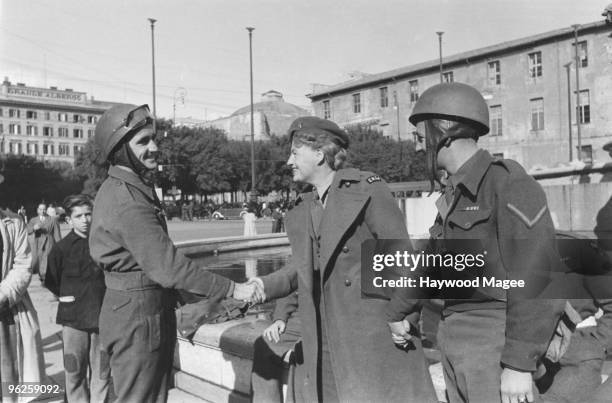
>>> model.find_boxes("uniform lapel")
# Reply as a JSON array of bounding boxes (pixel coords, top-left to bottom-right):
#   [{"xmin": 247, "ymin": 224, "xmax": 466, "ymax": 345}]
[
  {"xmin": 318, "ymin": 177, "xmax": 369, "ymax": 277},
  {"xmin": 286, "ymin": 194, "xmax": 315, "ymax": 293}
]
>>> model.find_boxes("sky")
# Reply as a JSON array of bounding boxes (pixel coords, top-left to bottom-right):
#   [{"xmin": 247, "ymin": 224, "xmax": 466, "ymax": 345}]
[{"xmin": 0, "ymin": 0, "xmax": 607, "ymax": 121}]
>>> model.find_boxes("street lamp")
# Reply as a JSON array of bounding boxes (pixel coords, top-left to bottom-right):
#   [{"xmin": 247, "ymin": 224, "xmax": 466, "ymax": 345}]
[
  {"xmin": 572, "ymin": 24, "xmax": 582, "ymax": 161},
  {"xmin": 148, "ymin": 18, "xmax": 158, "ymax": 134},
  {"xmin": 173, "ymin": 87, "xmax": 187, "ymax": 126},
  {"xmin": 436, "ymin": 31, "xmax": 444, "ymax": 83},
  {"xmin": 563, "ymin": 62, "xmax": 573, "ymax": 161},
  {"xmin": 247, "ymin": 27, "xmax": 256, "ymax": 202},
  {"xmin": 393, "ymin": 90, "xmax": 402, "ymax": 181}
]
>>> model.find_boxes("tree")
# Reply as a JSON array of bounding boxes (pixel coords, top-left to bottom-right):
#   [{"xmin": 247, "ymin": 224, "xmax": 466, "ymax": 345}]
[{"xmin": 346, "ymin": 125, "xmax": 426, "ymax": 182}]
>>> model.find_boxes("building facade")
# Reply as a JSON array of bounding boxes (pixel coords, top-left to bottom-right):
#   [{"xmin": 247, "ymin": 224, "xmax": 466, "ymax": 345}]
[
  {"xmin": 308, "ymin": 20, "xmax": 612, "ymax": 171},
  {"xmin": 0, "ymin": 77, "xmax": 125, "ymax": 164},
  {"xmin": 205, "ymin": 90, "xmax": 310, "ymax": 141}
]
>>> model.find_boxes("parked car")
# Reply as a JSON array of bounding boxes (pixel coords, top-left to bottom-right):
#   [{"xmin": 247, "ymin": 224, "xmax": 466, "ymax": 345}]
[{"xmin": 211, "ymin": 207, "xmax": 247, "ymax": 220}]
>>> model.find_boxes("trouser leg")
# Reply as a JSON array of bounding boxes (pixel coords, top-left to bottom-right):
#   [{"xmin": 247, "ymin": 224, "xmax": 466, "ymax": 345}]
[
  {"xmin": 89, "ymin": 330, "xmax": 111, "ymax": 403},
  {"xmin": 62, "ymin": 326, "xmax": 90, "ymax": 403}
]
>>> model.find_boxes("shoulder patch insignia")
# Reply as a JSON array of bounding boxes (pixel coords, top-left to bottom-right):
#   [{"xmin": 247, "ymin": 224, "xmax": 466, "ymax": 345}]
[
  {"xmin": 366, "ymin": 175, "xmax": 382, "ymax": 184},
  {"xmin": 506, "ymin": 203, "xmax": 548, "ymax": 229}
]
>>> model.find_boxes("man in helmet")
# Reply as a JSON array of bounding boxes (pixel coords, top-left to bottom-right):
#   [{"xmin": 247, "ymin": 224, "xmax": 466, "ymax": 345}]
[
  {"xmin": 89, "ymin": 104, "xmax": 255, "ymax": 402},
  {"xmin": 386, "ymin": 83, "xmax": 564, "ymax": 403}
]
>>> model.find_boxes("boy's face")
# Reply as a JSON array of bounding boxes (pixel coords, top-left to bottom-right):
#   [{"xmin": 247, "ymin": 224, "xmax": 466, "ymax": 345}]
[{"xmin": 68, "ymin": 205, "xmax": 92, "ymax": 237}]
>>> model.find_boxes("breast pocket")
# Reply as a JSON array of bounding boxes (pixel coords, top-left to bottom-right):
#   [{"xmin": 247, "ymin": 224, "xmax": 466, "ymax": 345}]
[{"xmin": 448, "ymin": 209, "xmax": 492, "ymax": 231}]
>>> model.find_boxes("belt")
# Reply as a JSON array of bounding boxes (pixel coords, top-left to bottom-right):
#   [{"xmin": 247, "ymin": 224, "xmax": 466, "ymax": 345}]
[{"xmin": 104, "ymin": 271, "xmax": 162, "ymax": 291}]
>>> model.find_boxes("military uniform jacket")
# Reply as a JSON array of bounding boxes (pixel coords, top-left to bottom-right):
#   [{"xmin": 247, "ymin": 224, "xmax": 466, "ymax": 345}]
[
  {"xmin": 261, "ymin": 168, "xmax": 437, "ymax": 403},
  {"xmin": 389, "ymin": 149, "xmax": 564, "ymax": 372},
  {"xmin": 89, "ymin": 166, "xmax": 231, "ymax": 300}
]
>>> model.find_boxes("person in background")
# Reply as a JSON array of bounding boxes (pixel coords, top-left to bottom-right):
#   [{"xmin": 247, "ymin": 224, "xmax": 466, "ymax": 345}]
[
  {"xmin": 45, "ymin": 194, "xmax": 110, "ymax": 403},
  {"xmin": 27, "ymin": 202, "xmax": 61, "ymax": 282},
  {"xmin": 251, "ymin": 293, "xmax": 302, "ymax": 403},
  {"xmin": 17, "ymin": 205, "xmax": 27, "ymax": 224},
  {"xmin": 0, "ymin": 206, "xmax": 45, "ymax": 402},
  {"xmin": 46, "ymin": 203, "xmax": 57, "ymax": 217},
  {"xmin": 271, "ymin": 206, "xmax": 284, "ymax": 233},
  {"xmin": 243, "ymin": 204, "xmax": 258, "ymax": 237}
]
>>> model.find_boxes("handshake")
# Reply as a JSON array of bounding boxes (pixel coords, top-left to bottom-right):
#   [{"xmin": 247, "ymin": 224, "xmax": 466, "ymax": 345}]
[{"xmin": 233, "ymin": 277, "xmax": 266, "ymax": 304}]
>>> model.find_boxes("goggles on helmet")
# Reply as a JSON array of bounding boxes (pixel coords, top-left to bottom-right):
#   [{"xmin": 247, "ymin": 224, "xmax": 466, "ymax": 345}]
[{"xmin": 111, "ymin": 104, "xmax": 153, "ymax": 137}]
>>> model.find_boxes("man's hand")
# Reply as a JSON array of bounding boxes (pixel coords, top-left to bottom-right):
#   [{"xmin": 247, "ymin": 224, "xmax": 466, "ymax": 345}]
[
  {"xmin": 500, "ymin": 368, "xmax": 534, "ymax": 403},
  {"xmin": 387, "ymin": 318, "xmax": 412, "ymax": 347},
  {"xmin": 33, "ymin": 223, "xmax": 41, "ymax": 231},
  {"xmin": 263, "ymin": 320, "xmax": 286, "ymax": 343},
  {"xmin": 233, "ymin": 277, "xmax": 266, "ymax": 303}
]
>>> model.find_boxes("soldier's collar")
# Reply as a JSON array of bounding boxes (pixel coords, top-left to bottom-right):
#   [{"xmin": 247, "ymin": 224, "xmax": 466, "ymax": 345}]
[
  {"xmin": 450, "ymin": 149, "xmax": 493, "ymax": 197},
  {"xmin": 108, "ymin": 165, "xmax": 156, "ymax": 200}
]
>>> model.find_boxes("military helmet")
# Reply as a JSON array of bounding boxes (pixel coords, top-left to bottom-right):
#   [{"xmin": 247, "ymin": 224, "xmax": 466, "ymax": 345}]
[
  {"xmin": 94, "ymin": 104, "xmax": 153, "ymax": 162},
  {"xmin": 409, "ymin": 82, "xmax": 490, "ymax": 136}
]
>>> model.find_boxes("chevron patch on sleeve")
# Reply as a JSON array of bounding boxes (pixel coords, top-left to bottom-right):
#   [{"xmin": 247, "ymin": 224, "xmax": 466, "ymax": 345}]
[{"xmin": 506, "ymin": 203, "xmax": 548, "ymax": 229}]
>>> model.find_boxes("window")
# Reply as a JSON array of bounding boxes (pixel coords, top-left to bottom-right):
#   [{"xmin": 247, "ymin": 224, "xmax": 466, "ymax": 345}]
[
  {"xmin": 353, "ymin": 93, "xmax": 361, "ymax": 114},
  {"xmin": 44, "ymin": 112, "xmax": 51, "ymax": 120},
  {"xmin": 58, "ymin": 113, "xmax": 68, "ymax": 122},
  {"xmin": 26, "ymin": 142, "xmax": 38, "ymax": 155},
  {"xmin": 380, "ymin": 87, "xmax": 389, "ymax": 108},
  {"xmin": 73, "ymin": 145, "xmax": 83, "ymax": 156},
  {"xmin": 409, "ymin": 80, "xmax": 419, "ymax": 102},
  {"xmin": 0, "ymin": 108, "xmax": 3, "ymax": 117},
  {"xmin": 528, "ymin": 51, "xmax": 542, "ymax": 78},
  {"xmin": 323, "ymin": 100, "xmax": 331, "ymax": 119},
  {"xmin": 26, "ymin": 125, "xmax": 38, "ymax": 136},
  {"xmin": 87, "ymin": 115, "xmax": 98, "ymax": 124},
  {"xmin": 573, "ymin": 41, "xmax": 588, "ymax": 68},
  {"xmin": 58, "ymin": 143, "xmax": 70, "ymax": 156},
  {"xmin": 58, "ymin": 127, "xmax": 68, "ymax": 138},
  {"xmin": 9, "ymin": 124, "xmax": 21, "ymax": 135},
  {"xmin": 73, "ymin": 128, "xmax": 83, "ymax": 138},
  {"xmin": 492, "ymin": 152, "xmax": 504, "ymax": 159},
  {"xmin": 488, "ymin": 61, "xmax": 501, "ymax": 86},
  {"xmin": 9, "ymin": 109, "xmax": 20, "ymax": 118},
  {"xmin": 87, "ymin": 129, "xmax": 94, "ymax": 139},
  {"xmin": 530, "ymin": 98, "xmax": 545, "ymax": 131},
  {"xmin": 443, "ymin": 72, "xmax": 454, "ymax": 83},
  {"xmin": 579, "ymin": 145, "xmax": 593, "ymax": 164},
  {"xmin": 43, "ymin": 127, "xmax": 53, "ymax": 137},
  {"xmin": 73, "ymin": 114, "xmax": 81, "ymax": 123},
  {"xmin": 490, "ymin": 105, "xmax": 502, "ymax": 136},
  {"xmin": 578, "ymin": 90, "xmax": 590, "ymax": 124},
  {"xmin": 26, "ymin": 110, "xmax": 37, "ymax": 119},
  {"xmin": 0, "ymin": 124, "xmax": 3, "ymax": 134},
  {"xmin": 9, "ymin": 142, "xmax": 22, "ymax": 154},
  {"xmin": 43, "ymin": 143, "xmax": 54, "ymax": 156}
]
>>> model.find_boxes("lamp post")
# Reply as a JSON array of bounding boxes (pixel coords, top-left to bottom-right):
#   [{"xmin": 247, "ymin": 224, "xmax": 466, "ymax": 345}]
[
  {"xmin": 173, "ymin": 87, "xmax": 187, "ymax": 126},
  {"xmin": 563, "ymin": 62, "xmax": 573, "ymax": 161},
  {"xmin": 247, "ymin": 27, "xmax": 256, "ymax": 202},
  {"xmin": 393, "ymin": 90, "xmax": 402, "ymax": 181},
  {"xmin": 572, "ymin": 24, "xmax": 582, "ymax": 161},
  {"xmin": 148, "ymin": 18, "xmax": 158, "ymax": 134},
  {"xmin": 436, "ymin": 31, "xmax": 444, "ymax": 83}
]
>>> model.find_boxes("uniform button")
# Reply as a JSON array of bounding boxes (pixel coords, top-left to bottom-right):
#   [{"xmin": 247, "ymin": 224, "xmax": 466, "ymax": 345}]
[
  {"xmin": 344, "ymin": 279, "xmax": 351, "ymax": 286},
  {"xmin": 342, "ymin": 246, "xmax": 349, "ymax": 253}
]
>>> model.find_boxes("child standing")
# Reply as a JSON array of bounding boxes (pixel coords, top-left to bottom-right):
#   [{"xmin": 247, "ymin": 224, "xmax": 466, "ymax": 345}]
[{"xmin": 45, "ymin": 194, "xmax": 110, "ymax": 402}]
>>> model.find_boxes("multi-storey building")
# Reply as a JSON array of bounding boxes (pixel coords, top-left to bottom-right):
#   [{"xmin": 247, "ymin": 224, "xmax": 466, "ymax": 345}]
[
  {"xmin": 308, "ymin": 20, "xmax": 612, "ymax": 171},
  {"xmin": 0, "ymin": 77, "xmax": 126, "ymax": 164}
]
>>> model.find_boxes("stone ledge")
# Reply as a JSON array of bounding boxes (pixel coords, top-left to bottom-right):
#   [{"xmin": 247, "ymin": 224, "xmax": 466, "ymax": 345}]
[{"xmin": 176, "ymin": 234, "xmax": 289, "ymax": 258}]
